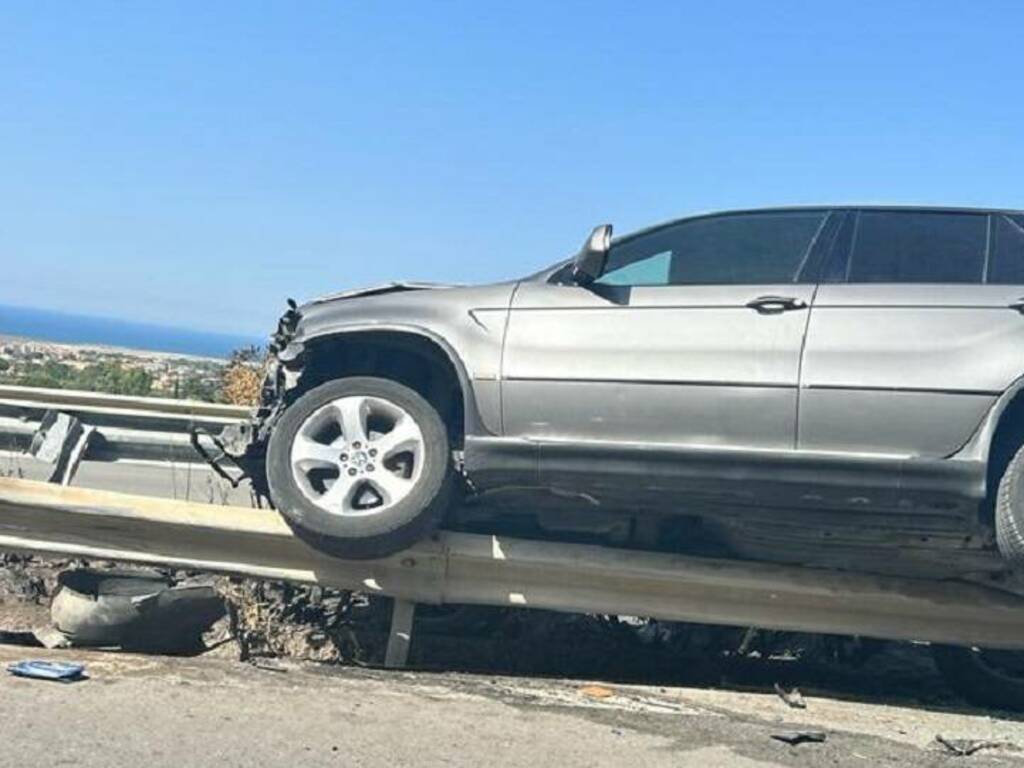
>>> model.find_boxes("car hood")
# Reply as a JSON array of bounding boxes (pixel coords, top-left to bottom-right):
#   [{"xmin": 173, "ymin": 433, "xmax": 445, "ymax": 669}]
[{"xmin": 301, "ymin": 281, "xmax": 461, "ymax": 309}]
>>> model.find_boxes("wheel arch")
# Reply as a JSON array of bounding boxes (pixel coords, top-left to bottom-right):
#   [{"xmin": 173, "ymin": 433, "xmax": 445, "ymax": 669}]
[
  {"xmin": 286, "ymin": 324, "xmax": 487, "ymax": 447},
  {"xmin": 956, "ymin": 374, "xmax": 1024, "ymax": 513}
]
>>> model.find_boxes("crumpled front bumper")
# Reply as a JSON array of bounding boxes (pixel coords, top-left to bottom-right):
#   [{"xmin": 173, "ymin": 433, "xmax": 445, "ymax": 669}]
[{"xmin": 190, "ymin": 300, "xmax": 307, "ymax": 498}]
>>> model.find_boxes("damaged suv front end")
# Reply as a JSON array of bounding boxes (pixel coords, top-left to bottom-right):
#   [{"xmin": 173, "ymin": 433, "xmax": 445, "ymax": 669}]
[
  {"xmin": 193, "ymin": 280, "xmax": 509, "ymax": 500},
  {"xmin": 191, "ymin": 298, "xmax": 304, "ymax": 497}
]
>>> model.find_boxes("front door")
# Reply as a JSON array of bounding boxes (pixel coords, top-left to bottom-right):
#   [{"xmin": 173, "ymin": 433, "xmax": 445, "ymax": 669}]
[{"xmin": 502, "ymin": 209, "xmax": 835, "ymax": 456}]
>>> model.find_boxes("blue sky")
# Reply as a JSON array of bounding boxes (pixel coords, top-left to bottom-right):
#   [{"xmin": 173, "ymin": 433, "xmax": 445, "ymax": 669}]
[{"xmin": 1, "ymin": 1, "xmax": 1022, "ymax": 335}]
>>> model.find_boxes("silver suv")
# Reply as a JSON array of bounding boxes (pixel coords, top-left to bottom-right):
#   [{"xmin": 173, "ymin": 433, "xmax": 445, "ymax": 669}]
[{"xmin": 223, "ymin": 206, "xmax": 1024, "ymax": 578}]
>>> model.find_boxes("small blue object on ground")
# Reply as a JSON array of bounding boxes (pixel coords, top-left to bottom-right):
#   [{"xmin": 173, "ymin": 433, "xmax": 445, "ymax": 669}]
[{"xmin": 7, "ymin": 660, "xmax": 86, "ymax": 682}]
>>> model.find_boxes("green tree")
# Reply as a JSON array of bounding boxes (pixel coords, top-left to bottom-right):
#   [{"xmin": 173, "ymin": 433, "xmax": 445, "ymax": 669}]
[
  {"xmin": 177, "ymin": 375, "xmax": 219, "ymax": 402},
  {"xmin": 74, "ymin": 361, "xmax": 153, "ymax": 396},
  {"xmin": 13, "ymin": 361, "xmax": 72, "ymax": 389}
]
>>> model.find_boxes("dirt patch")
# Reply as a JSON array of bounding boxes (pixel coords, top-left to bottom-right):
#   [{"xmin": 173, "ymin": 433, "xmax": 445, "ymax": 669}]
[{"xmin": 0, "ymin": 553, "xmax": 64, "ymax": 633}]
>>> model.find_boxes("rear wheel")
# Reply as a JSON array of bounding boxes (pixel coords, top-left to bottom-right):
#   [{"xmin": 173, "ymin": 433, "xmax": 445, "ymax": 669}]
[
  {"xmin": 266, "ymin": 376, "xmax": 453, "ymax": 559},
  {"xmin": 995, "ymin": 443, "xmax": 1024, "ymax": 563},
  {"xmin": 933, "ymin": 644, "xmax": 1024, "ymax": 710}
]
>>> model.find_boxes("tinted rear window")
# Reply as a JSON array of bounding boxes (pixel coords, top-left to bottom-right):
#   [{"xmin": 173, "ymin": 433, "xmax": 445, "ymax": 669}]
[
  {"xmin": 847, "ymin": 211, "xmax": 987, "ymax": 283},
  {"xmin": 988, "ymin": 214, "xmax": 1024, "ymax": 284}
]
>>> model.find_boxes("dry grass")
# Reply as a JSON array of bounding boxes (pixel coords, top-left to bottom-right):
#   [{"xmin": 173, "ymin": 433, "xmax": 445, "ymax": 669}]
[{"xmin": 221, "ymin": 363, "xmax": 262, "ymax": 406}]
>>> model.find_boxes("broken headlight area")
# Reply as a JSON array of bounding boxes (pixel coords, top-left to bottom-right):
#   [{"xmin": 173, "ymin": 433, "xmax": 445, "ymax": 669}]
[
  {"xmin": 268, "ymin": 298, "xmax": 302, "ymax": 356},
  {"xmin": 258, "ymin": 297, "xmax": 307, "ymax": 427},
  {"xmin": 191, "ymin": 365, "xmax": 302, "ymax": 500},
  {"xmin": 263, "ymin": 297, "xmax": 308, "ymax": 412},
  {"xmin": 190, "ymin": 301, "xmax": 308, "ymax": 500}
]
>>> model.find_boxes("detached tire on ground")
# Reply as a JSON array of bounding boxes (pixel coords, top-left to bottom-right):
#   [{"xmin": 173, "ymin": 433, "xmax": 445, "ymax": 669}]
[
  {"xmin": 267, "ymin": 376, "xmax": 453, "ymax": 560},
  {"xmin": 932, "ymin": 644, "xmax": 1024, "ymax": 711}
]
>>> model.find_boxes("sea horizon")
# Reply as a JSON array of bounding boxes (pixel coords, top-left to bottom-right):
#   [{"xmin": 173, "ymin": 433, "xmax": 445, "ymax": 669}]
[{"xmin": 0, "ymin": 303, "xmax": 264, "ymax": 360}]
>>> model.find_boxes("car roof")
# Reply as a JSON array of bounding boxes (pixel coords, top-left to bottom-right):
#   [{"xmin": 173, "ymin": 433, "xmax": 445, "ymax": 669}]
[{"xmin": 615, "ymin": 204, "xmax": 1024, "ymax": 245}]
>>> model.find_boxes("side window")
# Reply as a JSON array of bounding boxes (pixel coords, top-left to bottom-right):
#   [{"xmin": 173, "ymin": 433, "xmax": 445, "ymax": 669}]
[
  {"xmin": 988, "ymin": 214, "xmax": 1024, "ymax": 284},
  {"xmin": 596, "ymin": 211, "xmax": 826, "ymax": 287},
  {"xmin": 597, "ymin": 250, "xmax": 670, "ymax": 286},
  {"xmin": 846, "ymin": 211, "xmax": 987, "ymax": 283}
]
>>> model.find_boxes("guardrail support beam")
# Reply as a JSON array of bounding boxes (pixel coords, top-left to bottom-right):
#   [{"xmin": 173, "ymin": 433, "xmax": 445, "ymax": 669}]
[{"xmin": 384, "ymin": 599, "xmax": 416, "ymax": 668}]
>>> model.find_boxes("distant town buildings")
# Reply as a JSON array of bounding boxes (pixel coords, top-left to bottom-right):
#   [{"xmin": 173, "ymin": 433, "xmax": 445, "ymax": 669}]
[{"xmin": 0, "ymin": 336, "xmax": 226, "ymax": 401}]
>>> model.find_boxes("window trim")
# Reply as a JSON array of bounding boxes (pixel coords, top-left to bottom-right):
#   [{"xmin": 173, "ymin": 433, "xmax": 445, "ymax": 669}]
[
  {"xmin": 985, "ymin": 213, "xmax": 1024, "ymax": 285},
  {"xmin": 818, "ymin": 210, "xmax": 855, "ymax": 284},
  {"xmin": 982, "ymin": 214, "xmax": 994, "ymax": 283},
  {"xmin": 791, "ymin": 212, "xmax": 835, "ymax": 283}
]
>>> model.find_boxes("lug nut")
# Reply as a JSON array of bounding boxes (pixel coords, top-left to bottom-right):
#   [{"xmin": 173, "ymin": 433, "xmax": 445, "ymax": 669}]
[
  {"xmin": 369, "ymin": 449, "xmax": 377, "ymax": 457},
  {"xmin": 340, "ymin": 453, "xmax": 348, "ymax": 462},
  {"xmin": 366, "ymin": 464, "xmax": 375, "ymax": 472},
  {"xmin": 353, "ymin": 441, "xmax": 362, "ymax": 449},
  {"xmin": 348, "ymin": 468, "xmax": 357, "ymax": 476}
]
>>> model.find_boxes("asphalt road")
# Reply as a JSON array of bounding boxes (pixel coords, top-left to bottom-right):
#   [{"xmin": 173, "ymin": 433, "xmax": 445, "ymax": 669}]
[
  {"xmin": 2, "ymin": 645, "xmax": 1023, "ymax": 768},
  {"xmin": 1, "ymin": 452, "xmax": 256, "ymax": 505}
]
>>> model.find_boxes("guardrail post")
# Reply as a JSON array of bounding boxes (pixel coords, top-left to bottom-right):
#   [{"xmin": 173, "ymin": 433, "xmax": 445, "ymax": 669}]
[
  {"xmin": 384, "ymin": 598, "xmax": 416, "ymax": 668},
  {"xmin": 29, "ymin": 411, "xmax": 95, "ymax": 485}
]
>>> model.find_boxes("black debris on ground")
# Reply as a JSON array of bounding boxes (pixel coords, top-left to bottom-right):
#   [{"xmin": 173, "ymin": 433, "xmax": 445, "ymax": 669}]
[
  {"xmin": 934, "ymin": 735, "xmax": 1018, "ymax": 757},
  {"xmin": 209, "ymin": 584, "xmax": 965, "ymax": 710},
  {"xmin": 218, "ymin": 578, "xmax": 371, "ymax": 663},
  {"xmin": 770, "ymin": 730, "xmax": 827, "ymax": 746},
  {"xmin": 0, "ymin": 555, "xmax": 981, "ymax": 710},
  {"xmin": 773, "ymin": 682, "xmax": 807, "ymax": 709}
]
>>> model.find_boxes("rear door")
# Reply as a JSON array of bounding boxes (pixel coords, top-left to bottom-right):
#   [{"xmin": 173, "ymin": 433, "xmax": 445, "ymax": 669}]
[
  {"xmin": 502, "ymin": 209, "xmax": 835, "ymax": 451},
  {"xmin": 800, "ymin": 209, "xmax": 1024, "ymax": 457}
]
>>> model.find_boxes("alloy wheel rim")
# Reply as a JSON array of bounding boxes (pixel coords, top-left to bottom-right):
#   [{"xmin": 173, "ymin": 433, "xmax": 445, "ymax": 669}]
[{"xmin": 289, "ymin": 395, "xmax": 425, "ymax": 517}]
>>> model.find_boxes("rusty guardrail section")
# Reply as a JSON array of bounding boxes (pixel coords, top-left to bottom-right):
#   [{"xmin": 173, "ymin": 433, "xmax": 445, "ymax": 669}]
[
  {"xmin": 0, "ymin": 385, "xmax": 250, "ymax": 463},
  {"xmin": 3, "ymin": 476, "xmax": 1024, "ymax": 649}
]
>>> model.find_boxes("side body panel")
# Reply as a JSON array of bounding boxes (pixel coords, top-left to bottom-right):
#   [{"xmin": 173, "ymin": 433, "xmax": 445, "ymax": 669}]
[
  {"xmin": 502, "ymin": 281, "xmax": 814, "ymax": 449},
  {"xmin": 800, "ymin": 285, "xmax": 1024, "ymax": 456}
]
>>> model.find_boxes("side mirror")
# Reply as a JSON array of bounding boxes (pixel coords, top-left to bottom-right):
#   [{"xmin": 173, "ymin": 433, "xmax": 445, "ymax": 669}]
[{"xmin": 571, "ymin": 224, "xmax": 613, "ymax": 285}]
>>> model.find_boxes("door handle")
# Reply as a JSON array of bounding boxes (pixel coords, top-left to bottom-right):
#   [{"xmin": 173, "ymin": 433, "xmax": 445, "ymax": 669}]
[{"xmin": 745, "ymin": 295, "xmax": 808, "ymax": 313}]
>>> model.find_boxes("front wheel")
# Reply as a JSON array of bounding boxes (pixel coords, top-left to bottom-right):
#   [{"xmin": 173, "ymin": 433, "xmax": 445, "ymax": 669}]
[{"xmin": 266, "ymin": 376, "xmax": 453, "ymax": 560}]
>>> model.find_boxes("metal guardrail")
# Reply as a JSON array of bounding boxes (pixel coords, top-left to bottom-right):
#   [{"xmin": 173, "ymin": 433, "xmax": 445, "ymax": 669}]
[
  {"xmin": 4, "ymin": 389, "xmax": 1024, "ymax": 654},
  {"xmin": 0, "ymin": 385, "xmax": 250, "ymax": 420},
  {"xmin": 2, "ymin": 476, "xmax": 1024, "ymax": 650},
  {"xmin": 0, "ymin": 385, "xmax": 250, "ymax": 464}
]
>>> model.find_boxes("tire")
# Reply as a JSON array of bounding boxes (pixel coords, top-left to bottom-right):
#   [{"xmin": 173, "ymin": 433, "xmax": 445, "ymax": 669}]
[
  {"xmin": 932, "ymin": 644, "xmax": 1024, "ymax": 711},
  {"xmin": 266, "ymin": 376, "xmax": 453, "ymax": 560},
  {"xmin": 995, "ymin": 443, "xmax": 1024, "ymax": 563}
]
